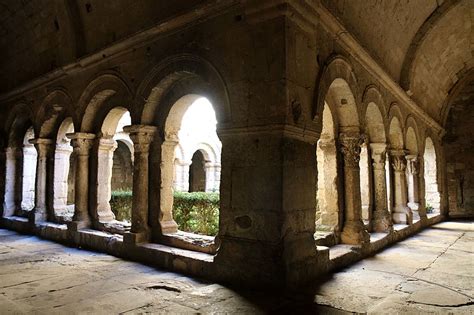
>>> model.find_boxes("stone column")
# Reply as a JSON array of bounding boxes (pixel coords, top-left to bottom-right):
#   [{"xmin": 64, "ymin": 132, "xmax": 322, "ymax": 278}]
[
  {"xmin": 123, "ymin": 125, "xmax": 156, "ymax": 244},
  {"xmin": 29, "ymin": 138, "xmax": 54, "ymax": 223},
  {"xmin": 53, "ymin": 144, "xmax": 73, "ymax": 214},
  {"xmin": 96, "ymin": 137, "xmax": 117, "ymax": 222},
  {"xmin": 21, "ymin": 142, "xmax": 37, "ymax": 211},
  {"xmin": 406, "ymin": 154, "xmax": 420, "ymax": 219},
  {"xmin": 316, "ymin": 138, "xmax": 340, "ymax": 231},
  {"xmin": 3, "ymin": 147, "xmax": 22, "ymax": 217},
  {"xmin": 390, "ymin": 150, "xmax": 413, "ymax": 224},
  {"xmin": 66, "ymin": 133, "xmax": 95, "ymax": 230},
  {"xmin": 160, "ymin": 136, "xmax": 179, "ymax": 233},
  {"xmin": 369, "ymin": 143, "xmax": 392, "ymax": 232},
  {"xmin": 339, "ymin": 133, "xmax": 370, "ymax": 245}
]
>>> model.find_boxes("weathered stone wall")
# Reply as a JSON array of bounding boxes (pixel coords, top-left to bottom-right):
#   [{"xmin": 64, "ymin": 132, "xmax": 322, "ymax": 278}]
[{"xmin": 111, "ymin": 140, "xmax": 133, "ymax": 191}]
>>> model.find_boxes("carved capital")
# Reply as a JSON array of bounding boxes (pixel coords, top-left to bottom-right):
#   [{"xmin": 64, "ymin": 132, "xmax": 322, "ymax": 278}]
[
  {"xmin": 370, "ymin": 142, "xmax": 387, "ymax": 169},
  {"xmin": 339, "ymin": 133, "xmax": 363, "ymax": 168},
  {"xmin": 98, "ymin": 137, "xmax": 117, "ymax": 152},
  {"xmin": 124, "ymin": 125, "xmax": 157, "ymax": 154},
  {"xmin": 67, "ymin": 133, "xmax": 95, "ymax": 156},
  {"xmin": 406, "ymin": 154, "xmax": 419, "ymax": 175},
  {"xmin": 29, "ymin": 138, "xmax": 54, "ymax": 158},
  {"xmin": 390, "ymin": 150, "xmax": 408, "ymax": 172}
]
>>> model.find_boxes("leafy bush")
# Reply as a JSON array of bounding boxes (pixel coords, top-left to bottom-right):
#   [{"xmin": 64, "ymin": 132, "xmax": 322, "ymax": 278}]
[
  {"xmin": 173, "ymin": 192, "xmax": 219, "ymax": 236},
  {"xmin": 110, "ymin": 190, "xmax": 132, "ymax": 222},
  {"xmin": 109, "ymin": 190, "xmax": 219, "ymax": 236},
  {"xmin": 426, "ymin": 203, "xmax": 434, "ymax": 214}
]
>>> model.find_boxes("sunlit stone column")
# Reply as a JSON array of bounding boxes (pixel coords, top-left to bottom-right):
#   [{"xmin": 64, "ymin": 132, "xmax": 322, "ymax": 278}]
[
  {"xmin": 3, "ymin": 147, "xmax": 22, "ymax": 216},
  {"xmin": 406, "ymin": 154, "xmax": 420, "ymax": 219},
  {"xmin": 317, "ymin": 138, "xmax": 340, "ymax": 230},
  {"xmin": 30, "ymin": 138, "xmax": 54, "ymax": 222},
  {"xmin": 160, "ymin": 136, "xmax": 179, "ymax": 233},
  {"xmin": 53, "ymin": 144, "xmax": 73, "ymax": 214},
  {"xmin": 96, "ymin": 137, "xmax": 117, "ymax": 222},
  {"xmin": 123, "ymin": 125, "xmax": 156, "ymax": 244},
  {"xmin": 369, "ymin": 143, "xmax": 392, "ymax": 232},
  {"xmin": 390, "ymin": 150, "xmax": 413, "ymax": 224},
  {"xmin": 66, "ymin": 133, "xmax": 95, "ymax": 230},
  {"xmin": 339, "ymin": 133, "xmax": 370, "ymax": 245}
]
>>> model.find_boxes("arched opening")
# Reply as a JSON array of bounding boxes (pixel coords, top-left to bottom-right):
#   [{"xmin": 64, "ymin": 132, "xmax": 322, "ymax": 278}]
[
  {"xmin": 315, "ymin": 103, "xmax": 340, "ymax": 237},
  {"xmin": 405, "ymin": 127, "xmax": 420, "ymax": 220},
  {"xmin": 20, "ymin": 127, "xmax": 37, "ymax": 213},
  {"xmin": 322, "ymin": 77, "xmax": 369, "ymax": 245},
  {"xmin": 53, "ymin": 118, "xmax": 75, "ymax": 222},
  {"xmin": 161, "ymin": 96, "xmax": 221, "ymax": 239},
  {"xmin": 97, "ymin": 108, "xmax": 133, "ymax": 226},
  {"xmin": 424, "ymin": 137, "xmax": 440, "ymax": 216},
  {"xmin": 359, "ymin": 140, "xmax": 371, "ymax": 225},
  {"xmin": 388, "ymin": 117, "xmax": 412, "ymax": 224},
  {"xmin": 189, "ymin": 150, "xmax": 206, "ymax": 192}
]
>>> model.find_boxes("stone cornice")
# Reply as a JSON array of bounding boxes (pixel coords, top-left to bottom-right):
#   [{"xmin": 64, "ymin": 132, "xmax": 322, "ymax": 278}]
[
  {"xmin": 314, "ymin": 0, "xmax": 445, "ymax": 137},
  {"xmin": 218, "ymin": 124, "xmax": 320, "ymax": 144},
  {"xmin": 0, "ymin": 0, "xmax": 238, "ymax": 103}
]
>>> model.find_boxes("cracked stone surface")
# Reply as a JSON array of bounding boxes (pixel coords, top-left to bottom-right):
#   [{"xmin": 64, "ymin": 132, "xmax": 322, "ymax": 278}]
[{"xmin": 0, "ymin": 221, "xmax": 473, "ymax": 314}]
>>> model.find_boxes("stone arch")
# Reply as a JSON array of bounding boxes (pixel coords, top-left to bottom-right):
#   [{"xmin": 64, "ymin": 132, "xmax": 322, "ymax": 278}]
[
  {"xmin": 404, "ymin": 117, "xmax": 420, "ymax": 155},
  {"xmin": 5, "ymin": 103, "xmax": 35, "ymax": 147},
  {"xmin": 423, "ymin": 137, "xmax": 441, "ymax": 214},
  {"xmin": 78, "ymin": 72, "xmax": 135, "ymax": 133},
  {"xmin": 37, "ymin": 88, "xmax": 75, "ymax": 138},
  {"xmin": 52, "ymin": 117, "xmax": 75, "ymax": 221},
  {"xmin": 365, "ymin": 102, "xmax": 386, "ymax": 143},
  {"xmin": 313, "ymin": 55, "xmax": 360, "ymax": 123},
  {"xmin": 388, "ymin": 105, "xmax": 405, "ymax": 150},
  {"xmin": 94, "ymin": 107, "xmax": 132, "ymax": 224},
  {"xmin": 137, "ymin": 54, "xmax": 231, "ymax": 126}
]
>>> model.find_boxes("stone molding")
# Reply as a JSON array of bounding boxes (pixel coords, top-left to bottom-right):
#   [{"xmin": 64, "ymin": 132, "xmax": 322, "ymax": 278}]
[{"xmin": 218, "ymin": 124, "xmax": 320, "ymax": 144}]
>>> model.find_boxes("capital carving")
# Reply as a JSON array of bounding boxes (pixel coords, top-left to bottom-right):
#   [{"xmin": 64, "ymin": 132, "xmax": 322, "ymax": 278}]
[
  {"xmin": 29, "ymin": 138, "xmax": 54, "ymax": 157},
  {"xmin": 98, "ymin": 137, "xmax": 117, "ymax": 152},
  {"xmin": 124, "ymin": 125, "xmax": 157, "ymax": 154},
  {"xmin": 390, "ymin": 150, "xmax": 408, "ymax": 172},
  {"xmin": 67, "ymin": 133, "xmax": 95, "ymax": 156},
  {"xmin": 370, "ymin": 143, "xmax": 387, "ymax": 170},
  {"xmin": 339, "ymin": 133, "xmax": 364, "ymax": 168},
  {"xmin": 406, "ymin": 154, "xmax": 419, "ymax": 175}
]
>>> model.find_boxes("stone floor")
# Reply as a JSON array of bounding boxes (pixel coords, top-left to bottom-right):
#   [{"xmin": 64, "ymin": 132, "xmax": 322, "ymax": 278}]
[{"xmin": 0, "ymin": 221, "xmax": 472, "ymax": 314}]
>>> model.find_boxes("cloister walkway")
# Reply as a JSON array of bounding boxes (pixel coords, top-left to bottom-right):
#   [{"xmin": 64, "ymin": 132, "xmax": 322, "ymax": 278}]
[{"xmin": 0, "ymin": 221, "xmax": 472, "ymax": 314}]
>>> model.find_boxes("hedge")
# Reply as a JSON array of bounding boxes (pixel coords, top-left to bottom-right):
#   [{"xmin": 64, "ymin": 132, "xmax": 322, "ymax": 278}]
[{"xmin": 110, "ymin": 190, "xmax": 219, "ymax": 236}]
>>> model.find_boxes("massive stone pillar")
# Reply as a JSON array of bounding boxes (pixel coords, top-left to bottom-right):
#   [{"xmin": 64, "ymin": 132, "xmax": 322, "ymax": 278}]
[
  {"xmin": 29, "ymin": 138, "xmax": 54, "ymax": 223},
  {"xmin": 123, "ymin": 125, "xmax": 156, "ymax": 244},
  {"xmin": 339, "ymin": 133, "xmax": 370, "ymax": 245},
  {"xmin": 390, "ymin": 150, "xmax": 413, "ymax": 224},
  {"xmin": 96, "ymin": 137, "xmax": 117, "ymax": 222},
  {"xmin": 406, "ymin": 154, "xmax": 420, "ymax": 219},
  {"xmin": 66, "ymin": 133, "xmax": 95, "ymax": 230},
  {"xmin": 3, "ymin": 147, "xmax": 22, "ymax": 217},
  {"xmin": 369, "ymin": 143, "xmax": 392, "ymax": 232},
  {"xmin": 160, "ymin": 137, "xmax": 179, "ymax": 233}
]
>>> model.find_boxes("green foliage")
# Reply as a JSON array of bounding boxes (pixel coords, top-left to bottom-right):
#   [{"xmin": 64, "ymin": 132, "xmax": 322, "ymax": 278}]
[
  {"xmin": 109, "ymin": 190, "xmax": 220, "ymax": 236},
  {"xmin": 426, "ymin": 203, "xmax": 434, "ymax": 214},
  {"xmin": 110, "ymin": 190, "xmax": 132, "ymax": 222},
  {"xmin": 173, "ymin": 192, "xmax": 219, "ymax": 236}
]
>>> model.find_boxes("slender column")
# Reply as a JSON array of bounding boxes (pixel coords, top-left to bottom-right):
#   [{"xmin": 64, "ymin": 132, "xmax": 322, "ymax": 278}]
[
  {"xmin": 96, "ymin": 137, "xmax": 117, "ymax": 222},
  {"xmin": 369, "ymin": 143, "xmax": 392, "ymax": 232},
  {"xmin": 123, "ymin": 125, "xmax": 156, "ymax": 244},
  {"xmin": 53, "ymin": 144, "xmax": 73, "ymax": 213},
  {"xmin": 160, "ymin": 136, "xmax": 179, "ymax": 233},
  {"xmin": 21, "ymin": 142, "xmax": 37, "ymax": 211},
  {"xmin": 66, "ymin": 133, "xmax": 95, "ymax": 230},
  {"xmin": 339, "ymin": 133, "xmax": 370, "ymax": 245},
  {"xmin": 3, "ymin": 147, "xmax": 22, "ymax": 216},
  {"xmin": 390, "ymin": 150, "xmax": 413, "ymax": 224},
  {"xmin": 29, "ymin": 138, "xmax": 54, "ymax": 222},
  {"xmin": 406, "ymin": 154, "xmax": 420, "ymax": 219}
]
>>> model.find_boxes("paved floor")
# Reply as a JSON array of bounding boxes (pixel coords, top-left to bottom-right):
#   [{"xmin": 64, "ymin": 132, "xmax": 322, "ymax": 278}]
[{"xmin": 0, "ymin": 221, "xmax": 472, "ymax": 314}]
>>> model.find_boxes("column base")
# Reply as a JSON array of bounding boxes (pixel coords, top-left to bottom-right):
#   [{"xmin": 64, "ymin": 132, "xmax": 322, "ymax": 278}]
[
  {"xmin": 67, "ymin": 220, "xmax": 90, "ymax": 231},
  {"xmin": 28, "ymin": 209, "xmax": 47, "ymax": 225},
  {"xmin": 160, "ymin": 219, "xmax": 179, "ymax": 234},
  {"xmin": 392, "ymin": 206, "xmax": 413, "ymax": 225},
  {"xmin": 124, "ymin": 231, "xmax": 149, "ymax": 245},
  {"xmin": 341, "ymin": 220, "xmax": 370, "ymax": 245},
  {"xmin": 372, "ymin": 214, "xmax": 393, "ymax": 233}
]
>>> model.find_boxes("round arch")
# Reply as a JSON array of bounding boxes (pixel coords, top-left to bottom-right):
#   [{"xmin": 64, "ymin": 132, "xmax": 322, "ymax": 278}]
[{"xmin": 37, "ymin": 88, "xmax": 75, "ymax": 138}]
